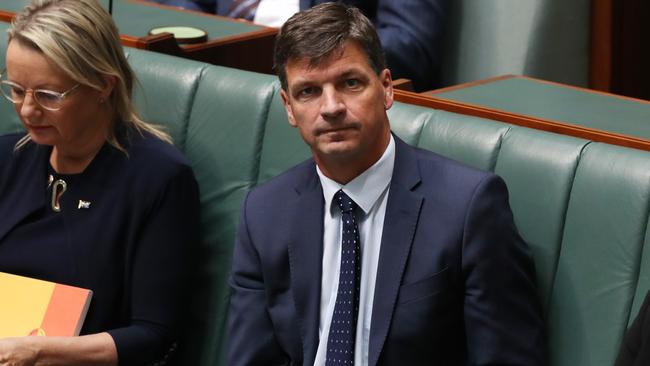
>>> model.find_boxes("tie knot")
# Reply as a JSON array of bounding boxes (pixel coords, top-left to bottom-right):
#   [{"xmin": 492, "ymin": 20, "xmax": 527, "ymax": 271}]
[{"xmin": 335, "ymin": 190, "xmax": 357, "ymax": 213}]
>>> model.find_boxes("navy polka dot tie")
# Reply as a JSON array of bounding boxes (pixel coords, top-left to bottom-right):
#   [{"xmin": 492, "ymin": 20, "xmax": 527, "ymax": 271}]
[{"xmin": 326, "ymin": 190, "xmax": 361, "ymax": 365}]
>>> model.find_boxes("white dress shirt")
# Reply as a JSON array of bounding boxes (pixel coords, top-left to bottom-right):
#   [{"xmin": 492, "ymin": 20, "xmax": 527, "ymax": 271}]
[
  {"xmin": 253, "ymin": 0, "xmax": 300, "ymax": 28},
  {"xmin": 313, "ymin": 136, "xmax": 396, "ymax": 366}
]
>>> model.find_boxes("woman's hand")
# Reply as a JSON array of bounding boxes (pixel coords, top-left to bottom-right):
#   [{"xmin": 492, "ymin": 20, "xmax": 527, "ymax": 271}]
[
  {"xmin": 0, "ymin": 337, "xmax": 39, "ymax": 366},
  {"xmin": 0, "ymin": 333, "xmax": 117, "ymax": 366}
]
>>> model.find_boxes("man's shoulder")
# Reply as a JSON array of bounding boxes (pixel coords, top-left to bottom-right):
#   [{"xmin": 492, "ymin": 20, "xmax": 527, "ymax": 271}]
[
  {"xmin": 396, "ymin": 142, "xmax": 506, "ymax": 207},
  {"xmin": 252, "ymin": 158, "xmax": 315, "ymax": 192},
  {"xmin": 246, "ymin": 159, "xmax": 316, "ymax": 203},
  {"xmin": 402, "ymin": 141, "xmax": 495, "ymax": 186}
]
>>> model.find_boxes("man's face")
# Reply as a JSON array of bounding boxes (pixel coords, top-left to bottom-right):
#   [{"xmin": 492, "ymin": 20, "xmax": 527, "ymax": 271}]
[{"xmin": 281, "ymin": 41, "xmax": 393, "ymax": 175}]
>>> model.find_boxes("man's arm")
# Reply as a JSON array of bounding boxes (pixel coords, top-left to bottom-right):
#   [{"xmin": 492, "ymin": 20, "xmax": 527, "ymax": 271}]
[
  {"xmin": 375, "ymin": 0, "xmax": 449, "ymax": 91},
  {"xmin": 462, "ymin": 174, "xmax": 547, "ymax": 365},
  {"xmin": 228, "ymin": 192, "xmax": 288, "ymax": 366}
]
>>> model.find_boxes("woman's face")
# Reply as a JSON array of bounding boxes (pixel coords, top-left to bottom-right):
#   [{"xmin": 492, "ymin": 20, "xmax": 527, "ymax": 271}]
[{"xmin": 5, "ymin": 40, "xmax": 110, "ymax": 151}]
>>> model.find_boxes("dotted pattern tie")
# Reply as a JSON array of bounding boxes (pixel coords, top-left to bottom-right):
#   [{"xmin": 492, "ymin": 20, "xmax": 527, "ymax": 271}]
[
  {"xmin": 326, "ymin": 190, "xmax": 361, "ymax": 365},
  {"xmin": 227, "ymin": 0, "xmax": 261, "ymax": 21}
]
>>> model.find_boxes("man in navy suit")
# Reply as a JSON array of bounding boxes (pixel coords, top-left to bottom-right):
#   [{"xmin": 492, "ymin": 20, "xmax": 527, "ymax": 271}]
[
  {"xmin": 151, "ymin": 0, "xmax": 447, "ymax": 91},
  {"xmin": 228, "ymin": 4, "xmax": 546, "ymax": 365}
]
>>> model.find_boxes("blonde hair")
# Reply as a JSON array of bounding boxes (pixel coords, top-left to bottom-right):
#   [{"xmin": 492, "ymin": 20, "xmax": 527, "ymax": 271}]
[{"xmin": 9, "ymin": 0, "xmax": 172, "ymax": 151}]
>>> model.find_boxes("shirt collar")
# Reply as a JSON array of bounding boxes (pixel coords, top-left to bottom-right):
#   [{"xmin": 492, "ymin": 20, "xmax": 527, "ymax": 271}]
[{"xmin": 317, "ymin": 135, "xmax": 395, "ymax": 215}]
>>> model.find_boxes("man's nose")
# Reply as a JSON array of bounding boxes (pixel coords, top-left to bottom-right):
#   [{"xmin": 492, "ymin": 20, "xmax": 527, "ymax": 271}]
[{"xmin": 320, "ymin": 87, "xmax": 345, "ymax": 119}]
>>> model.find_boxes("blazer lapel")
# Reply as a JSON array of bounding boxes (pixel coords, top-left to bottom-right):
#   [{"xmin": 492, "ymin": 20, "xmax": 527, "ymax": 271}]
[
  {"xmin": 287, "ymin": 164, "xmax": 324, "ymax": 365},
  {"xmin": 368, "ymin": 138, "xmax": 423, "ymax": 366}
]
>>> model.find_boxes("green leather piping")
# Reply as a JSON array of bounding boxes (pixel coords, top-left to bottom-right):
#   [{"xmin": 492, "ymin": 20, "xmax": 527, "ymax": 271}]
[
  {"xmin": 252, "ymin": 82, "xmax": 281, "ymax": 187},
  {"xmin": 543, "ymin": 140, "xmax": 591, "ymax": 317}
]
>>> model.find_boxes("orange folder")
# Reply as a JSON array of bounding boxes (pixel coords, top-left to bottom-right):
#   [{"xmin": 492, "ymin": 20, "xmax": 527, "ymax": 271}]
[{"xmin": 0, "ymin": 272, "xmax": 92, "ymax": 337}]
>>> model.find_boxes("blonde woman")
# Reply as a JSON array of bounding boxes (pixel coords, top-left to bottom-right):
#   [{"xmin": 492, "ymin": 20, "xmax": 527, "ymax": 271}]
[{"xmin": 0, "ymin": 0, "xmax": 199, "ymax": 364}]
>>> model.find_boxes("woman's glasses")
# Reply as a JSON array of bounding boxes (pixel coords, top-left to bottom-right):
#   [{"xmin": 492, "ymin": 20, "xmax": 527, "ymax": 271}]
[{"xmin": 0, "ymin": 72, "xmax": 79, "ymax": 111}]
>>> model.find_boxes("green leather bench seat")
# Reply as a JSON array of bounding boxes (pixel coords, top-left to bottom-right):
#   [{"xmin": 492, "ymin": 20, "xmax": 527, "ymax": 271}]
[{"xmin": 2, "ymin": 42, "xmax": 649, "ymax": 366}]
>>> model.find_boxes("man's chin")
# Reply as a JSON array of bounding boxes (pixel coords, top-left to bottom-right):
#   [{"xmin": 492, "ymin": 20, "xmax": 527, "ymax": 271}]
[{"xmin": 316, "ymin": 141, "xmax": 359, "ymax": 158}]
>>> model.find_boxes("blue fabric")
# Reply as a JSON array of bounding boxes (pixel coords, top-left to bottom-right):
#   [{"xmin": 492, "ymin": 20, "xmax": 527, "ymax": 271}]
[
  {"xmin": 0, "ymin": 130, "xmax": 200, "ymax": 366},
  {"xmin": 326, "ymin": 190, "xmax": 360, "ymax": 365},
  {"xmin": 228, "ymin": 135, "xmax": 546, "ymax": 365}
]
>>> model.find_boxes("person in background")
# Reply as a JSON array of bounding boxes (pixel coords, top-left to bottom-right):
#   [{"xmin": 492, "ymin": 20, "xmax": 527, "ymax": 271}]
[
  {"xmin": 228, "ymin": 3, "xmax": 546, "ymax": 365},
  {"xmin": 151, "ymin": 0, "xmax": 448, "ymax": 91},
  {"xmin": 0, "ymin": 0, "xmax": 199, "ymax": 365},
  {"xmin": 615, "ymin": 290, "xmax": 650, "ymax": 365}
]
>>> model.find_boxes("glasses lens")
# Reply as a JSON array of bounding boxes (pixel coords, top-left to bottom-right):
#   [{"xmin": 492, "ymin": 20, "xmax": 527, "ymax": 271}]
[
  {"xmin": 0, "ymin": 81, "xmax": 24, "ymax": 103},
  {"xmin": 34, "ymin": 90, "xmax": 64, "ymax": 110}
]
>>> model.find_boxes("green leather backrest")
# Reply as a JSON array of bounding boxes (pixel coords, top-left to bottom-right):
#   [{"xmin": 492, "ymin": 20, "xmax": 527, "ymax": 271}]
[
  {"xmin": 0, "ymin": 21, "xmax": 21, "ymax": 135},
  {"xmin": 2, "ymin": 45, "xmax": 650, "ymax": 366}
]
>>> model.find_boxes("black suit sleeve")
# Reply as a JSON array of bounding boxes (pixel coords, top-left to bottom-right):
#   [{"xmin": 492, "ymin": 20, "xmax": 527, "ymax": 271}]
[
  {"xmin": 462, "ymin": 175, "xmax": 547, "ymax": 365},
  {"xmin": 375, "ymin": 0, "xmax": 449, "ymax": 91},
  {"xmin": 228, "ymin": 191, "xmax": 288, "ymax": 366},
  {"xmin": 615, "ymin": 291, "xmax": 650, "ymax": 366}
]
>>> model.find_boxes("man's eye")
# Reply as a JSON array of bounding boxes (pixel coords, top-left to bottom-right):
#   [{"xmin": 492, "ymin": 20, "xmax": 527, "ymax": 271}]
[
  {"xmin": 345, "ymin": 79, "xmax": 360, "ymax": 88},
  {"xmin": 298, "ymin": 87, "xmax": 315, "ymax": 97}
]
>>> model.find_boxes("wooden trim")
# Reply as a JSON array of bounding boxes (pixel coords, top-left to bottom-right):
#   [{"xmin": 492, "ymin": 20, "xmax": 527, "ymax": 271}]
[
  {"xmin": 394, "ymin": 89, "xmax": 650, "ymax": 152},
  {"xmin": 590, "ymin": 0, "xmax": 613, "ymax": 91},
  {"xmin": 182, "ymin": 27, "xmax": 277, "ymax": 51},
  {"xmin": 0, "ymin": 10, "xmax": 14, "ymax": 22},
  {"xmin": 392, "ymin": 78, "xmax": 414, "ymax": 92},
  {"xmin": 426, "ymin": 75, "xmax": 516, "ymax": 95}
]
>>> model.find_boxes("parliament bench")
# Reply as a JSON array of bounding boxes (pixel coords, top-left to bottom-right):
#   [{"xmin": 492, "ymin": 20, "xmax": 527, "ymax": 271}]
[{"xmin": 1, "ymin": 44, "xmax": 649, "ymax": 366}]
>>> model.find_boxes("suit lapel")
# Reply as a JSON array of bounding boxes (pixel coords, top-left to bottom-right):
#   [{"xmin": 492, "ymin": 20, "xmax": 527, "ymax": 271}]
[
  {"xmin": 368, "ymin": 138, "xmax": 423, "ymax": 366},
  {"xmin": 287, "ymin": 164, "xmax": 324, "ymax": 365}
]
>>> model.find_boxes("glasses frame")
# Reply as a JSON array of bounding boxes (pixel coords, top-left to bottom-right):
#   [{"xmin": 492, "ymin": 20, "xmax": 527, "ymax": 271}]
[{"xmin": 0, "ymin": 71, "xmax": 80, "ymax": 111}]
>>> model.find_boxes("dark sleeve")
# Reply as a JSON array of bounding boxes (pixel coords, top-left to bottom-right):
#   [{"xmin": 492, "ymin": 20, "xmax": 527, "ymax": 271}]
[
  {"xmin": 228, "ymin": 191, "xmax": 288, "ymax": 366},
  {"xmin": 462, "ymin": 175, "xmax": 547, "ymax": 365},
  {"xmin": 108, "ymin": 164, "xmax": 200, "ymax": 366},
  {"xmin": 375, "ymin": 0, "xmax": 449, "ymax": 91},
  {"xmin": 615, "ymin": 291, "xmax": 650, "ymax": 366},
  {"xmin": 149, "ymin": 0, "xmax": 216, "ymax": 13}
]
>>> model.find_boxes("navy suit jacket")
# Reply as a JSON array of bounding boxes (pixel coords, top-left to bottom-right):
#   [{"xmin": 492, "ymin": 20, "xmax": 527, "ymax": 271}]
[
  {"xmin": 228, "ymin": 136, "xmax": 546, "ymax": 365},
  {"xmin": 0, "ymin": 131, "xmax": 200, "ymax": 365},
  {"xmin": 155, "ymin": 0, "xmax": 448, "ymax": 91}
]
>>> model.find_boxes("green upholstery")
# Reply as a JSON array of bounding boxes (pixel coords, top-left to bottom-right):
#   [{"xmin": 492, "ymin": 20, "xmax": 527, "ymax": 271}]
[
  {"xmin": 0, "ymin": 22, "xmax": 21, "ymax": 135},
  {"xmin": 3, "ymin": 45, "xmax": 650, "ymax": 366},
  {"xmin": 494, "ymin": 129, "xmax": 588, "ymax": 313},
  {"xmin": 440, "ymin": 0, "xmax": 591, "ymax": 87},
  {"xmin": 431, "ymin": 77, "xmax": 650, "ymax": 139}
]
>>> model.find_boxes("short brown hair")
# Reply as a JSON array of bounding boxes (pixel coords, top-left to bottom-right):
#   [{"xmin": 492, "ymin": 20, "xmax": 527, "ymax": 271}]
[{"xmin": 274, "ymin": 2, "xmax": 386, "ymax": 90}]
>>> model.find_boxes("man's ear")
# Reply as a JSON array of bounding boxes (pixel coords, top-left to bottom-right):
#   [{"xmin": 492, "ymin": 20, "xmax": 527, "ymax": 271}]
[
  {"xmin": 380, "ymin": 69, "xmax": 394, "ymax": 110},
  {"xmin": 281, "ymin": 88, "xmax": 297, "ymax": 127}
]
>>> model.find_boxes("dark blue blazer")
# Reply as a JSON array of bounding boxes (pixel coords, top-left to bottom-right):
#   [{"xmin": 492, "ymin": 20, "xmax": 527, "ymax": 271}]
[
  {"xmin": 156, "ymin": 0, "xmax": 448, "ymax": 91},
  {"xmin": 0, "ymin": 131, "xmax": 200, "ymax": 365},
  {"xmin": 228, "ymin": 136, "xmax": 546, "ymax": 365}
]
